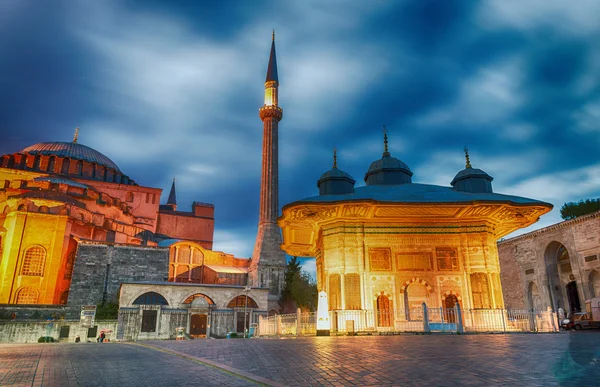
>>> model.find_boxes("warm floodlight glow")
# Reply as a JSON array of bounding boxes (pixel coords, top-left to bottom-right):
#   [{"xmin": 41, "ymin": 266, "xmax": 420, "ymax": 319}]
[{"xmin": 316, "ymin": 290, "xmax": 330, "ymax": 335}]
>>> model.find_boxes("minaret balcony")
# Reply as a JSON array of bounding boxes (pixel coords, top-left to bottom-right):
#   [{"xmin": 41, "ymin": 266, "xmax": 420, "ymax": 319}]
[{"xmin": 259, "ymin": 105, "xmax": 283, "ymax": 121}]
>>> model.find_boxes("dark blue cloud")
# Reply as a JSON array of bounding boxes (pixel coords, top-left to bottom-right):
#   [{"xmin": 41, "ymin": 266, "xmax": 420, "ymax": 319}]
[{"xmin": 1, "ymin": 0, "xmax": 599, "ymax": 259}]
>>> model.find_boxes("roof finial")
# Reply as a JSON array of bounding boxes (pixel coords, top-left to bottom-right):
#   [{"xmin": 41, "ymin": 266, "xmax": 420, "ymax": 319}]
[
  {"xmin": 73, "ymin": 127, "xmax": 79, "ymax": 144},
  {"xmin": 333, "ymin": 146, "xmax": 338, "ymax": 168},
  {"xmin": 383, "ymin": 125, "xmax": 390, "ymax": 156},
  {"xmin": 464, "ymin": 146, "xmax": 472, "ymax": 168},
  {"xmin": 272, "ymin": 29, "xmax": 275, "ymax": 41}
]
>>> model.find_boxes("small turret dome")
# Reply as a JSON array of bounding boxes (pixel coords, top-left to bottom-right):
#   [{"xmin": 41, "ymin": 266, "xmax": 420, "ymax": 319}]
[
  {"xmin": 364, "ymin": 130, "xmax": 413, "ymax": 186},
  {"xmin": 317, "ymin": 148, "xmax": 355, "ymax": 195},
  {"xmin": 451, "ymin": 147, "xmax": 493, "ymax": 193}
]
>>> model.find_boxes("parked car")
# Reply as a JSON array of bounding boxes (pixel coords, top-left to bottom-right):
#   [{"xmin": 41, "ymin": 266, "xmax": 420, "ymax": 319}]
[{"xmin": 561, "ymin": 312, "xmax": 600, "ymax": 330}]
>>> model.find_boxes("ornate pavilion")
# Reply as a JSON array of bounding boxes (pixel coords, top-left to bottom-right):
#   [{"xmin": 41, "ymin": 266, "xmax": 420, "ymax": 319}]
[{"xmin": 278, "ymin": 134, "xmax": 552, "ymax": 329}]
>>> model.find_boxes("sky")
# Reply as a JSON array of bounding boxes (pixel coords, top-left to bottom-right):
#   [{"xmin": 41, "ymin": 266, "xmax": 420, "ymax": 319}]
[{"xmin": 1, "ymin": 0, "xmax": 600, "ymax": 275}]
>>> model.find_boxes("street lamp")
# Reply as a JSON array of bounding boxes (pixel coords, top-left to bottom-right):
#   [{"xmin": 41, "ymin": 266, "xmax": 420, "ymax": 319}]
[{"xmin": 243, "ymin": 285, "xmax": 251, "ymax": 338}]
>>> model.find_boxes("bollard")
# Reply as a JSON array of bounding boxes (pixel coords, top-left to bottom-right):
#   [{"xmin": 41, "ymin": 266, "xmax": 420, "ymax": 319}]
[{"xmin": 422, "ymin": 303, "xmax": 430, "ymax": 333}]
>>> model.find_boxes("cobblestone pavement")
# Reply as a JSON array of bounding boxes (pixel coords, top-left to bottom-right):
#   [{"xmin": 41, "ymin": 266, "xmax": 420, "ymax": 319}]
[
  {"xmin": 0, "ymin": 342, "xmax": 263, "ymax": 387},
  {"xmin": 146, "ymin": 332, "xmax": 600, "ymax": 387},
  {"xmin": 1, "ymin": 333, "xmax": 599, "ymax": 386}
]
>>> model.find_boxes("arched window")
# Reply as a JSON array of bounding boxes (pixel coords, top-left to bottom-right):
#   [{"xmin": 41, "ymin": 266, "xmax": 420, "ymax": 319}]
[
  {"xmin": 7, "ymin": 156, "xmax": 15, "ymax": 168},
  {"xmin": 97, "ymin": 166, "xmax": 105, "ymax": 180},
  {"xmin": 0, "ymin": 156, "xmax": 5, "ymax": 167},
  {"xmin": 38, "ymin": 206, "xmax": 49, "ymax": 213},
  {"xmin": 47, "ymin": 156, "xmax": 56, "ymax": 173},
  {"xmin": 17, "ymin": 204, "xmax": 27, "ymax": 211},
  {"xmin": 125, "ymin": 192, "xmax": 134, "ymax": 203},
  {"xmin": 60, "ymin": 290, "xmax": 69, "ymax": 305},
  {"xmin": 16, "ymin": 287, "xmax": 39, "ymax": 304},
  {"xmin": 21, "ymin": 246, "xmax": 46, "ymax": 276},
  {"xmin": 183, "ymin": 293, "xmax": 215, "ymax": 306},
  {"xmin": 590, "ymin": 271, "xmax": 600, "ymax": 298},
  {"xmin": 61, "ymin": 158, "xmax": 71, "ymax": 174},
  {"xmin": 76, "ymin": 160, "xmax": 83, "ymax": 176},
  {"xmin": 133, "ymin": 292, "xmax": 168, "ymax": 305},
  {"xmin": 227, "ymin": 295, "xmax": 258, "ymax": 308},
  {"xmin": 106, "ymin": 169, "xmax": 113, "ymax": 182},
  {"xmin": 64, "ymin": 252, "xmax": 76, "ymax": 280},
  {"xmin": 377, "ymin": 294, "xmax": 392, "ymax": 327},
  {"xmin": 470, "ymin": 273, "xmax": 491, "ymax": 309},
  {"xmin": 32, "ymin": 155, "xmax": 41, "ymax": 170}
]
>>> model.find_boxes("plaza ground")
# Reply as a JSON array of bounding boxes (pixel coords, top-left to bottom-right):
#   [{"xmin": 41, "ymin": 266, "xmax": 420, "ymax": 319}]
[{"xmin": 1, "ymin": 333, "xmax": 599, "ymax": 386}]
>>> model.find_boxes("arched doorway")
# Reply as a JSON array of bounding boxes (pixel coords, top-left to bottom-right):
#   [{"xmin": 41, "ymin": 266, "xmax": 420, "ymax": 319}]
[
  {"xmin": 190, "ymin": 314, "xmax": 207, "ymax": 337},
  {"xmin": 589, "ymin": 270, "xmax": 600, "ymax": 298},
  {"xmin": 544, "ymin": 242, "xmax": 574, "ymax": 311},
  {"xmin": 377, "ymin": 294, "xmax": 391, "ymax": 327},
  {"xmin": 566, "ymin": 281, "xmax": 581, "ymax": 314},
  {"xmin": 444, "ymin": 295, "xmax": 459, "ymax": 323},
  {"xmin": 404, "ymin": 281, "xmax": 430, "ymax": 321}
]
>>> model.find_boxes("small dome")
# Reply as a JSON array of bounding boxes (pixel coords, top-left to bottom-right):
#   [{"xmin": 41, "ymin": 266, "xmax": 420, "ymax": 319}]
[
  {"xmin": 364, "ymin": 154, "xmax": 413, "ymax": 186},
  {"xmin": 317, "ymin": 149, "xmax": 355, "ymax": 195},
  {"xmin": 20, "ymin": 142, "xmax": 122, "ymax": 172},
  {"xmin": 451, "ymin": 167, "xmax": 493, "ymax": 193},
  {"xmin": 451, "ymin": 149, "xmax": 493, "ymax": 193}
]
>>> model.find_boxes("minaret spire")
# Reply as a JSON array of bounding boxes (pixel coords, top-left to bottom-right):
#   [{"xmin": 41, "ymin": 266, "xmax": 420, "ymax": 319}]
[
  {"xmin": 464, "ymin": 146, "xmax": 472, "ymax": 169},
  {"xmin": 73, "ymin": 127, "xmax": 79, "ymax": 144},
  {"xmin": 251, "ymin": 33, "xmax": 286, "ymax": 309},
  {"xmin": 167, "ymin": 177, "xmax": 177, "ymax": 210}
]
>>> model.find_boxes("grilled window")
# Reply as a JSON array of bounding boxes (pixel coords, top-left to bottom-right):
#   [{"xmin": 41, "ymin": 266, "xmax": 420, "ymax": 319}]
[{"xmin": 21, "ymin": 246, "xmax": 46, "ymax": 276}]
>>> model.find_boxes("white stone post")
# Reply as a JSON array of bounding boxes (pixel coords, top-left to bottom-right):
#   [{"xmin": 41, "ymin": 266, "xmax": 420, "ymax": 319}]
[
  {"xmin": 296, "ymin": 308, "xmax": 301, "ymax": 337},
  {"xmin": 422, "ymin": 303, "xmax": 430, "ymax": 333},
  {"xmin": 456, "ymin": 303, "xmax": 464, "ymax": 334}
]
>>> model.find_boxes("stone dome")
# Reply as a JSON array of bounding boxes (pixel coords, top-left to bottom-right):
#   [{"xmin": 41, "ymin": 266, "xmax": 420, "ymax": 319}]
[
  {"xmin": 20, "ymin": 142, "xmax": 122, "ymax": 172},
  {"xmin": 451, "ymin": 167, "xmax": 493, "ymax": 193}
]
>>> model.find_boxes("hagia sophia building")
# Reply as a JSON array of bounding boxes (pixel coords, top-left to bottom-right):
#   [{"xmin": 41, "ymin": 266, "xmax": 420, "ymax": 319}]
[{"xmin": 0, "ymin": 32, "xmax": 570, "ymax": 340}]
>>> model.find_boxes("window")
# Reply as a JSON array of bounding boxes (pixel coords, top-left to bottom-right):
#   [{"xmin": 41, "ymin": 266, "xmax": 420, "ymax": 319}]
[
  {"xmin": 125, "ymin": 192, "xmax": 134, "ymax": 203},
  {"xmin": 141, "ymin": 310, "xmax": 157, "ymax": 332},
  {"xmin": 47, "ymin": 156, "xmax": 55, "ymax": 173},
  {"xmin": 133, "ymin": 292, "xmax": 168, "ymax": 305},
  {"xmin": 7, "ymin": 156, "xmax": 15, "ymax": 168},
  {"xmin": 61, "ymin": 159, "xmax": 70, "ymax": 174},
  {"xmin": 227, "ymin": 296, "xmax": 258, "ymax": 308},
  {"xmin": 329, "ymin": 274, "xmax": 341, "ymax": 310},
  {"xmin": 64, "ymin": 252, "xmax": 76, "ymax": 280},
  {"xmin": 33, "ymin": 155, "xmax": 41, "ymax": 170},
  {"xmin": 21, "ymin": 246, "xmax": 46, "ymax": 276},
  {"xmin": 59, "ymin": 326, "xmax": 70, "ymax": 338},
  {"xmin": 76, "ymin": 161, "xmax": 83, "ymax": 176},
  {"xmin": 470, "ymin": 273, "xmax": 491, "ymax": 309},
  {"xmin": 16, "ymin": 287, "xmax": 39, "ymax": 304}
]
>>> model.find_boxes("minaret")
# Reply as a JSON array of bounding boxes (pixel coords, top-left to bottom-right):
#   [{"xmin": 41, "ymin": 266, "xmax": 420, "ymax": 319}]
[{"xmin": 249, "ymin": 31, "xmax": 286, "ymax": 306}]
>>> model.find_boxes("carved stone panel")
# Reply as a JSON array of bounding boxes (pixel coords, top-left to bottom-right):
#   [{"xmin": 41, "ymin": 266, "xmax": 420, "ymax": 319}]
[{"xmin": 369, "ymin": 248, "xmax": 392, "ymax": 271}]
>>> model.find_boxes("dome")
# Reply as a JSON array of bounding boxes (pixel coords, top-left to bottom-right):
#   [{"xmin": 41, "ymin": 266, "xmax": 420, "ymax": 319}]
[
  {"xmin": 450, "ymin": 149, "xmax": 493, "ymax": 193},
  {"xmin": 364, "ymin": 154, "xmax": 413, "ymax": 186},
  {"xmin": 317, "ymin": 149, "xmax": 355, "ymax": 195},
  {"xmin": 451, "ymin": 167, "xmax": 493, "ymax": 193},
  {"xmin": 20, "ymin": 142, "xmax": 122, "ymax": 172}
]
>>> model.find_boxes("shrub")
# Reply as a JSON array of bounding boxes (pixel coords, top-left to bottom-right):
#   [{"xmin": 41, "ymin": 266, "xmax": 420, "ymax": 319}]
[{"xmin": 38, "ymin": 336, "xmax": 55, "ymax": 343}]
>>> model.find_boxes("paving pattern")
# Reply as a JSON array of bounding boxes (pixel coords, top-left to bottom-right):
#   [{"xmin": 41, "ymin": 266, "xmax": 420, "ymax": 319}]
[
  {"xmin": 147, "ymin": 332, "xmax": 600, "ymax": 387},
  {"xmin": 1, "ymin": 332, "xmax": 599, "ymax": 386},
  {"xmin": 0, "ymin": 342, "xmax": 262, "ymax": 387}
]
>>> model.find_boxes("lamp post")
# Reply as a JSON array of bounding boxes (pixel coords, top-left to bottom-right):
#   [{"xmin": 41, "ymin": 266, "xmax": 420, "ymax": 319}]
[{"xmin": 243, "ymin": 285, "xmax": 251, "ymax": 338}]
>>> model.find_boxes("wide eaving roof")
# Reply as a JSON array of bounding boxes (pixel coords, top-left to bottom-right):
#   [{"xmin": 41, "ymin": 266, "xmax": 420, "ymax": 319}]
[{"xmin": 20, "ymin": 142, "xmax": 122, "ymax": 172}]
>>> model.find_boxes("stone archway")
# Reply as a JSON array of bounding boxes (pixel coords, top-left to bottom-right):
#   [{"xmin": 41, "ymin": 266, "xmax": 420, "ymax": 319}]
[{"xmin": 544, "ymin": 241, "xmax": 569, "ymax": 311}]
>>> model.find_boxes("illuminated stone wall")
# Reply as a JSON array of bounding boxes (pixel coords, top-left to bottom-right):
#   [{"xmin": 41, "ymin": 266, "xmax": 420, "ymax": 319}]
[{"xmin": 318, "ymin": 221, "xmax": 504, "ymax": 313}]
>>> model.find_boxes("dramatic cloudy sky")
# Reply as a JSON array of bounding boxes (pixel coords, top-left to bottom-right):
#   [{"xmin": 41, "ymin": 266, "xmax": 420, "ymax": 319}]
[{"xmin": 1, "ymin": 0, "xmax": 600, "ymax": 274}]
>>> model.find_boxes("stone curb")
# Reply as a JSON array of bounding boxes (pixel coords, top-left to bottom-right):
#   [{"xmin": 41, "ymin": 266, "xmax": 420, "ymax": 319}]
[{"xmin": 125, "ymin": 342, "xmax": 285, "ymax": 387}]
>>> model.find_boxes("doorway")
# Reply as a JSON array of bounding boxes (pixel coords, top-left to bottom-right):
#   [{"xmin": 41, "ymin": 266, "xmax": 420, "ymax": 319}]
[
  {"xmin": 377, "ymin": 295, "xmax": 391, "ymax": 327},
  {"xmin": 190, "ymin": 314, "xmax": 207, "ymax": 337},
  {"xmin": 566, "ymin": 282, "xmax": 581, "ymax": 314},
  {"xmin": 444, "ymin": 295, "xmax": 458, "ymax": 323}
]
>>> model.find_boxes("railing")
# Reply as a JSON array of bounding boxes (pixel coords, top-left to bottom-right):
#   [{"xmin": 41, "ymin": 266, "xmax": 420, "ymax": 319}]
[{"xmin": 257, "ymin": 305, "xmax": 558, "ymax": 337}]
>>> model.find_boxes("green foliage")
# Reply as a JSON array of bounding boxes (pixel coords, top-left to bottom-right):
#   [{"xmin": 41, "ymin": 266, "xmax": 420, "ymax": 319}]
[
  {"xmin": 96, "ymin": 302, "xmax": 119, "ymax": 320},
  {"xmin": 38, "ymin": 336, "xmax": 55, "ymax": 343},
  {"xmin": 280, "ymin": 256, "xmax": 318, "ymax": 313},
  {"xmin": 560, "ymin": 198, "xmax": 600, "ymax": 220}
]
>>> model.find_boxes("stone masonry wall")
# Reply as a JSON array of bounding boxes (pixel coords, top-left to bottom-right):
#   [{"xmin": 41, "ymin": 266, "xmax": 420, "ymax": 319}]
[{"xmin": 68, "ymin": 243, "xmax": 169, "ymax": 306}]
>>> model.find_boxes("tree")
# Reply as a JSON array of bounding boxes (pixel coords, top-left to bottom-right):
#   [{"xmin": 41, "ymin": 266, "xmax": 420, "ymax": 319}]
[
  {"xmin": 560, "ymin": 198, "xmax": 600, "ymax": 220},
  {"xmin": 280, "ymin": 256, "xmax": 318, "ymax": 313}
]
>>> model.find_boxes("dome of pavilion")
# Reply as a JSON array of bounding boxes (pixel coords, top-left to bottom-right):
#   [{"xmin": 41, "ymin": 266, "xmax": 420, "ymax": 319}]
[
  {"xmin": 317, "ymin": 148, "xmax": 355, "ymax": 195},
  {"xmin": 364, "ymin": 132, "xmax": 412, "ymax": 186},
  {"xmin": 450, "ymin": 148, "xmax": 493, "ymax": 193}
]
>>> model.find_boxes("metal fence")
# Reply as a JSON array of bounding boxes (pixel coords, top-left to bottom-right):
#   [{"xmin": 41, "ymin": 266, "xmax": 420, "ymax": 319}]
[{"xmin": 257, "ymin": 305, "xmax": 558, "ymax": 337}]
